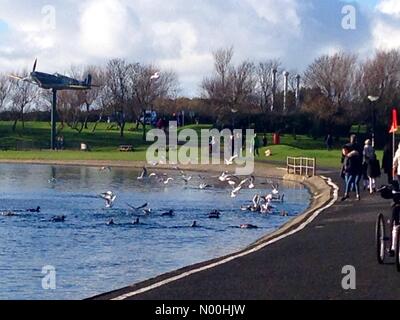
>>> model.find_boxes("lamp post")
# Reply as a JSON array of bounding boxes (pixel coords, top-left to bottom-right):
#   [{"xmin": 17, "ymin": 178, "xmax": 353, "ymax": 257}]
[
  {"xmin": 283, "ymin": 71, "xmax": 289, "ymax": 112},
  {"xmin": 368, "ymin": 95, "xmax": 380, "ymax": 148},
  {"xmin": 142, "ymin": 72, "xmax": 160, "ymax": 141}
]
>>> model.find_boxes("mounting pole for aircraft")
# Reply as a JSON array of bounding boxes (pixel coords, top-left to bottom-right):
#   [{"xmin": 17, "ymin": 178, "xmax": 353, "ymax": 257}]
[{"xmin": 51, "ymin": 89, "xmax": 57, "ymax": 150}]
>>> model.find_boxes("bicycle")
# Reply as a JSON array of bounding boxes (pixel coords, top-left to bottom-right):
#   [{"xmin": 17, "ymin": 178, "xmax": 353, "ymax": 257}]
[{"xmin": 375, "ymin": 183, "xmax": 400, "ymax": 272}]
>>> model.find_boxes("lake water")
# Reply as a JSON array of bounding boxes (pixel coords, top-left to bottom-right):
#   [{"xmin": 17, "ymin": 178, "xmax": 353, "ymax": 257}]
[{"xmin": 0, "ymin": 164, "xmax": 310, "ymax": 300}]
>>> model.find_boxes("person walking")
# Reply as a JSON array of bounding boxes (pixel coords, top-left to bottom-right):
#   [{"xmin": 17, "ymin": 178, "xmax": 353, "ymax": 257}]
[
  {"xmin": 393, "ymin": 142, "xmax": 400, "ymax": 182},
  {"xmin": 341, "ymin": 145, "xmax": 362, "ymax": 201},
  {"xmin": 263, "ymin": 134, "xmax": 268, "ymax": 147},
  {"xmin": 382, "ymin": 141, "xmax": 394, "ymax": 184},
  {"xmin": 364, "ymin": 139, "xmax": 380, "ymax": 194},
  {"xmin": 325, "ymin": 134, "xmax": 333, "ymax": 151},
  {"xmin": 254, "ymin": 134, "xmax": 260, "ymax": 157}
]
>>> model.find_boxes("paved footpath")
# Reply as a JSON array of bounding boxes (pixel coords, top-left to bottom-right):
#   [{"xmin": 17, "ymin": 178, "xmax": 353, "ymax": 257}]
[{"xmin": 95, "ymin": 171, "xmax": 400, "ymax": 300}]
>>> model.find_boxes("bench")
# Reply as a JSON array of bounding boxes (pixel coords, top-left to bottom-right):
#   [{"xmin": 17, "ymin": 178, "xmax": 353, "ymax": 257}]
[{"xmin": 119, "ymin": 145, "xmax": 133, "ymax": 152}]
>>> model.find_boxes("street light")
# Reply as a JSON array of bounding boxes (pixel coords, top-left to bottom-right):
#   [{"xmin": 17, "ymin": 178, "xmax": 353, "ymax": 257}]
[
  {"xmin": 368, "ymin": 95, "xmax": 380, "ymax": 148},
  {"xmin": 142, "ymin": 71, "xmax": 160, "ymax": 141}
]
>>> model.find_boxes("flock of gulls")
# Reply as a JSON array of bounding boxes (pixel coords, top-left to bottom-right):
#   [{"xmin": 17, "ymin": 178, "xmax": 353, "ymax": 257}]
[{"xmin": 1, "ymin": 165, "xmax": 291, "ymax": 230}]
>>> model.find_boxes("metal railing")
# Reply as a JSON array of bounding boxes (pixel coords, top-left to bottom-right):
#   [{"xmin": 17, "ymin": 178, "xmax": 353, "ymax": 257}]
[{"xmin": 287, "ymin": 157, "xmax": 316, "ymax": 177}]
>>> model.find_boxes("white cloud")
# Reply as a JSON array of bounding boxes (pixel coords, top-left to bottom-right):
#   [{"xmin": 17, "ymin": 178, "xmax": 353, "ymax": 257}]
[
  {"xmin": 0, "ymin": 0, "xmax": 395, "ymax": 96},
  {"xmin": 377, "ymin": 0, "xmax": 400, "ymax": 17},
  {"xmin": 372, "ymin": 0, "xmax": 400, "ymax": 50}
]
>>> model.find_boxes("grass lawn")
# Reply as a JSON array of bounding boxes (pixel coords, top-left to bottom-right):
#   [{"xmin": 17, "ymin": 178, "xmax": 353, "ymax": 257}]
[{"xmin": 0, "ymin": 121, "xmax": 383, "ymax": 169}]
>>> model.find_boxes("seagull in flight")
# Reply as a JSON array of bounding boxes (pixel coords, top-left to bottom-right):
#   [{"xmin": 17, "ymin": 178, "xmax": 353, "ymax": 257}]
[
  {"xmin": 127, "ymin": 203, "xmax": 148, "ymax": 211},
  {"xmin": 163, "ymin": 177, "xmax": 174, "ymax": 185},
  {"xmin": 199, "ymin": 183, "xmax": 212, "ymax": 190},
  {"xmin": 137, "ymin": 167, "xmax": 148, "ymax": 180},
  {"xmin": 100, "ymin": 191, "xmax": 117, "ymax": 208},
  {"xmin": 150, "ymin": 72, "xmax": 160, "ymax": 81},
  {"xmin": 225, "ymin": 154, "xmax": 238, "ymax": 166}
]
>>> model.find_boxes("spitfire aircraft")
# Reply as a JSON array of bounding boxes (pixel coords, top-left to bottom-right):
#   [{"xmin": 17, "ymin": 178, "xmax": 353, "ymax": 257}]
[{"xmin": 9, "ymin": 59, "xmax": 97, "ymax": 91}]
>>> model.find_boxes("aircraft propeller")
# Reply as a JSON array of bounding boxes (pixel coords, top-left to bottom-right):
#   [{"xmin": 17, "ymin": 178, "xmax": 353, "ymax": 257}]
[{"xmin": 33, "ymin": 58, "xmax": 37, "ymax": 73}]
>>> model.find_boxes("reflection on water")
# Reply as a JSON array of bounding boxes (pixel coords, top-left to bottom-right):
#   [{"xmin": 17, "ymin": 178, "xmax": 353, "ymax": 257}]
[{"xmin": 0, "ymin": 164, "xmax": 310, "ymax": 300}]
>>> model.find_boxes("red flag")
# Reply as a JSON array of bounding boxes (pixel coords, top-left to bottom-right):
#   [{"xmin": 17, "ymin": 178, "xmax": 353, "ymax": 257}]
[{"xmin": 390, "ymin": 109, "xmax": 398, "ymax": 133}]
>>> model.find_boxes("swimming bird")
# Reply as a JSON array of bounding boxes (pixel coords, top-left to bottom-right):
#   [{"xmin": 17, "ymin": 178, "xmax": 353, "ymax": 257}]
[
  {"xmin": 99, "ymin": 166, "xmax": 112, "ymax": 172},
  {"xmin": 100, "ymin": 191, "xmax": 117, "ymax": 208},
  {"xmin": 132, "ymin": 218, "xmax": 140, "ymax": 225},
  {"xmin": 51, "ymin": 215, "xmax": 66, "ymax": 223},
  {"xmin": 137, "ymin": 167, "xmax": 148, "ymax": 180},
  {"xmin": 199, "ymin": 183, "xmax": 211, "ymax": 190},
  {"xmin": 240, "ymin": 224, "xmax": 258, "ymax": 229},
  {"xmin": 26, "ymin": 206, "xmax": 41, "ymax": 213},
  {"xmin": 209, "ymin": 210, "xmax": 221, "ymax": 219},
  {"xmin": 161, "ymin": 210, "xmax": 174, "ymax": 217},
  {"xmin": 106, "ymin": 219, "xmax": 115, "ymax": 226},
  {"xmin": 248, "ymin": 176, "xmax": 255, "ymax": 189},
  {"xmin": 1, "ymin": 211, "xmax": 16, "ymax": 217},
  {"xmin": 280, "ymin": 210, "xmax": 289, "ymax": 217},
  {"xmin": 142, "ymin": 208, "xmax": 152, "ymax": 215},
  {"xmin": 191, "ymin": 221, "xmax": 199, "ymax": 228},
  {"xmin": 48, "ymin": 177, "xmax": 57, "ymax": 184}
]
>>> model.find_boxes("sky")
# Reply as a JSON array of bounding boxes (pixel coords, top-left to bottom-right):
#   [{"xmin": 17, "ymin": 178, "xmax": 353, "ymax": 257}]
[{"xmin": 0, "ymin": 0, "xmax": 399, "ymax": 97}]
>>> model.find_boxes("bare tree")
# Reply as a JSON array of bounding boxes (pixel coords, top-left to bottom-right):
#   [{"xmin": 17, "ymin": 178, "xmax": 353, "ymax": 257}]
[
  {"xmin": 303, "ymin": 52, "xmax": 358, "ymax": 131},
  {"xmin": 304, "ymin": 52, "xmax": 357, "ymax": 108},
  {"xmin": 70, "ymin": 65, "xmax": 104, "ymax": 130},
  {"xmin": 256, "ymin": 60, "xmax": 281, "ymax": 111},
  {"xmin": 0, "ymin": 74, "xmax": 11, "ymax": 111},
  {"xmin": 106, "ymin": 59, "xmax": 131, "ymax": 137},
  {"xmin": 202, "ymin": 47, "xmax": 256, "ymax": 125},
  {"xmin": 9, "ymin": 70, "xmax": 38, "ymax": 131}
]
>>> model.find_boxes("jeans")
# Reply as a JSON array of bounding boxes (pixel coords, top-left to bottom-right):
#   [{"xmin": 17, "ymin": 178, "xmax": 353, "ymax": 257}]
[{"xmin": 345, "ymin": 174, "xmax": 360, "ymax": 196}]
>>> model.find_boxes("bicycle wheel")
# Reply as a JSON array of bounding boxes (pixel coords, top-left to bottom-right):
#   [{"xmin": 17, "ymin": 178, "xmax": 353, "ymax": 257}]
[
  {"xmin": 396, "ymin": 227, "xmax": 400, "ymax": 272},
  {"xmin": 376, "ymin": 214, "xmax": 386, "ymax": 264}
]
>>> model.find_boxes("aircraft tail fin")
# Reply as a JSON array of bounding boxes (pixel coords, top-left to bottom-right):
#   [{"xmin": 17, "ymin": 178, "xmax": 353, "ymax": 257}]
[{"xmin": 86, "ymin": 74, "xmax": 92, "ymax": 87}]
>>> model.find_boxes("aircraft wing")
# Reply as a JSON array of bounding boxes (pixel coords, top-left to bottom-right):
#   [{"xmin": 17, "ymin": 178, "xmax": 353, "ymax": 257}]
[
  {"xmin": 68, "ymin": 84, "xmax": 100, "ymax": 90},
  {"xmin": 8, "ymin": 74, "xmax": 25, "ymax": 81},
  {"xmin": 68, "ymin": 85, "xmax": 91, "ymax": 90},
  {"xmin": 8, "ymin": 75, "xmax": 36, "ymax": 84}
]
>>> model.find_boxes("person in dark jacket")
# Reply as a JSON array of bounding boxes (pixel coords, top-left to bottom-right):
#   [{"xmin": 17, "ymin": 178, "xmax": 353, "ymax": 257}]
[
  {"xmin": 341, "ymin": 145, "xmax": 362, "ymax": 201},
  {"xmin": 382, "ymin": 142, "xmax": 394, "ymax": 184}
]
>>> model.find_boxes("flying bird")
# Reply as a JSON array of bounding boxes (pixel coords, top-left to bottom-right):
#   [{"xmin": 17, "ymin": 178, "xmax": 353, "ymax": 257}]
[
  {"xmin": 150, "ymin": 72, "xmax": 160, "ymax": 81},
  {"xmin": 100, "ymin": 191, "xmax": 117, "ymax": 208},
  {"xmin": 137, "ymin": 167, "xmax": 148, "ymax": 180},
  {"xmin": 127, "ymin": 203, "xmax": 148, "ymax": 211},
  {"xmin": 225, "ymin": 155, "xmax": 238, "ymax": 166}
]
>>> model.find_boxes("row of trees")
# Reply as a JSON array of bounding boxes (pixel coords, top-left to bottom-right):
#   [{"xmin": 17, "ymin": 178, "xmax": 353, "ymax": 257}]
[
  {"xmin": 1, "ymin": 48, "xmax": 400, "ymax": 140},
  {"xmin": 0, "ymin": 60, "xmax": 179, "ymax": 137},
  {"xmin": 201, "ymin": 47, "xmax": 400, "ymax": 139}
]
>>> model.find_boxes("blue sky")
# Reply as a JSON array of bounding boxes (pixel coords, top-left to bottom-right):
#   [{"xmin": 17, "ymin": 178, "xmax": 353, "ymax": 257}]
[
  {"xmin": 0, "ymin": 20, "xmax": 8, "ymax": 32},
  {"xmin": 0, "ymin": 0, "xmax": 399, "ymax": 96}
]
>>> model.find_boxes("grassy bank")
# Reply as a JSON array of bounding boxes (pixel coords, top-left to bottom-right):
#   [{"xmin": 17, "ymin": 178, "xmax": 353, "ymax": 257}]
[{"xmin": 0, "ymin": 121, "xmax": 383, "ymax": 169}]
